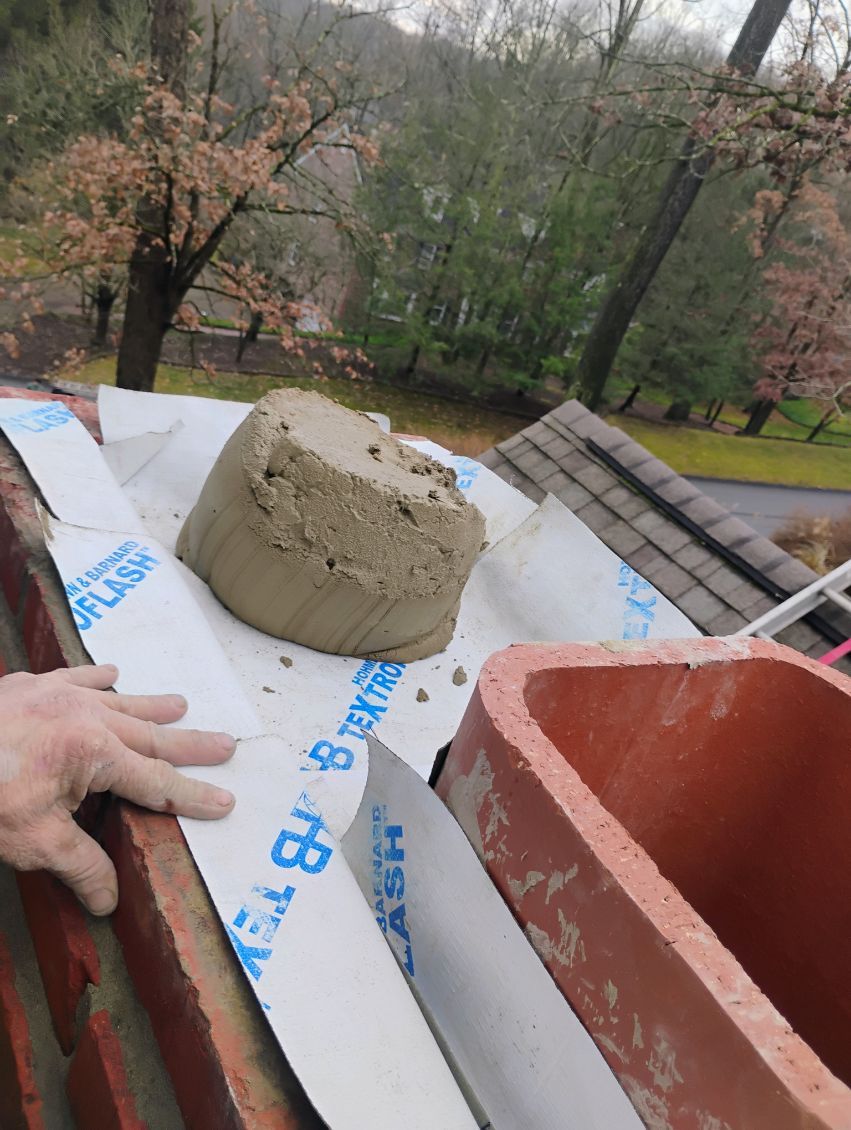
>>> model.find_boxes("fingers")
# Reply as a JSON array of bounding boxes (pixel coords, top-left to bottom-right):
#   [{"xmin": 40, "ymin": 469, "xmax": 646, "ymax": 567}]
[
  {"xmin": 57, "ymin": 664, "xmax": 119, "ymax": 690},
  {"xmin": 107, "ymin": 751, "xmax": 235, "ymax": 820},
  {"xmin": 96, "ymin": 690, "xmax": 189, "ymax": 725},
  {"xmin": 41, "ymin": 811, "xmax": 118, "ymax": 916},
  {"xmin": 105, "ymin": 711, "xmax": 237, "ymax": 767}
]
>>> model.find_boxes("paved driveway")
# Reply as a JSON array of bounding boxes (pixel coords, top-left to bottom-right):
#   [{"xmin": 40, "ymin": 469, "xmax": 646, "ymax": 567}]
[{"xmin": 687, "ymin": 477, "xmax": 851, "ymax": 538}]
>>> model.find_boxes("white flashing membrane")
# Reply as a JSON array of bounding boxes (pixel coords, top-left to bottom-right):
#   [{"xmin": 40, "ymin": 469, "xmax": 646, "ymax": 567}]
[
  {"xmin": 38, "ymin": 512, "xmax": 476, "ymax": 1129},
  {"xmin": 101, "ymin": 421, "xmax": 184, "ymax": 485},
  {"xmin": 330, "ymin": 734, "xmax": 643, "ymax": 1129},
  {"xmin": 0, "ymin": 389, "xmax": 696, "ymax": 1128},
  {"xmin": 0, "ymin": 398, "xmax": 142, "ymax": 532}
]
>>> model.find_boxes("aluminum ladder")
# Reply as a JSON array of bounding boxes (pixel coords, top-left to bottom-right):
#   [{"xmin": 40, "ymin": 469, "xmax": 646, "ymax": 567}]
[{"xmin": 735, "ymin": 558, "xmax": 851, "ymax": 666}]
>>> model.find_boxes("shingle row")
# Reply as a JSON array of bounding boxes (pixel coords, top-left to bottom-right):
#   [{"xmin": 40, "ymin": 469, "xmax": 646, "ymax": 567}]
[{"xmin": 481, "ymin": 400, "xmax": 847, "ymax": 662}]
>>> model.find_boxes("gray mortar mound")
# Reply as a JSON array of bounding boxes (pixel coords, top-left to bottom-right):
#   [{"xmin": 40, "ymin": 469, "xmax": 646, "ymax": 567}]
[{"xmin": 177, "ymin": 388, "xmax": 485, "ymax": 661}]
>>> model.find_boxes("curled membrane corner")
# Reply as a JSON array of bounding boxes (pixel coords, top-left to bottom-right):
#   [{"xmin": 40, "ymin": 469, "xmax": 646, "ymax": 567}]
[
  {"xmin": 100, "ymin": 419, "xmax": 185, "ymax": 485},
  {"xmin": 34, "ymin": 496, "xmax": 55, "ymax": 544},
  {"xmin": 269, "ymin": 731, "xmax": 371, "ymax": 844},
  {"xmin": 364, "ymin": 411, "xmax": 391, "ymax": 433}
]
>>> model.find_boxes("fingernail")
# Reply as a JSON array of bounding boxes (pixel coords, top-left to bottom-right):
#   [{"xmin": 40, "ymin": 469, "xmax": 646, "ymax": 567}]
[
  {"xmin": 215, "ymin": 732, "xmax": 237, "ymax": 753},
  {"xmin": 171, "ymin": 694, "xmax": 188, "ymax": 710},
  {"xmin": 214, "ymin": 788, "xmax": 235, "ymax": 808},
  {"xmin": 88, "ymin": 889, "xmax": 117, "ymax": 916}
]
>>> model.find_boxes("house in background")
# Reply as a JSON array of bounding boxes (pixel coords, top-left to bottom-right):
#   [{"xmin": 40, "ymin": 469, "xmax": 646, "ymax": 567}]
[{"xmin": 284, "ymin": 125, "xmax": 366, "ymax": 328}]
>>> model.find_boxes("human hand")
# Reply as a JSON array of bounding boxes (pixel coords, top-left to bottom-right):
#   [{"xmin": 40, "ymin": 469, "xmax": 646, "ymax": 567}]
[{"xmin": 0, "ymin": 663, "xmax": 237, "ymax": 916}]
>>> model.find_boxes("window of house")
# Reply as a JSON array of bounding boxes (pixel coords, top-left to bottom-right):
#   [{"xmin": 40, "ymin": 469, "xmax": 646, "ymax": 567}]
[
  {"xmin": 422, "ymin": 187, "xmax": 448, "ymax": 223},
  {"xmin": 416, "ymin": 242, "xmax": 439, "ymax": 270}
]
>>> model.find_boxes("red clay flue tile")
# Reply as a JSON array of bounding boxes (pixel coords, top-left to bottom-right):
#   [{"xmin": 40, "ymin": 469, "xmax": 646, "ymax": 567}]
[{"xmin": 437, "ymin": 637, "xmax": 851, "ymax": 1130}]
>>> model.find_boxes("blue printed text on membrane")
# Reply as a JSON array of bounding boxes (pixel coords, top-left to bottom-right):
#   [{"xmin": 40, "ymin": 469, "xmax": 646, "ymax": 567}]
[
  {"xmin": 226, "ymin": 791, "xmax": 334, "ymax": 987},
  {"xmin": 3, "ymin": 402, "xmax": 75, "ymax": 435},
  {"xmin": 451, "ymin": 455, "xmax": 480, "ymax": 491},
  {"xmin": 64, "ymin": 541, "xmax": 162, "ymax": 631},
  {"xmin": 301, "ymin": 660, "xmax": 407, "ymax": 774},
  {"xmin": 618, "ymin": 560, "xmax": 657, "ymax": 639},
  {"xmin": 372, "ymin": 805, "xmax": 415, "ymax": 976}
]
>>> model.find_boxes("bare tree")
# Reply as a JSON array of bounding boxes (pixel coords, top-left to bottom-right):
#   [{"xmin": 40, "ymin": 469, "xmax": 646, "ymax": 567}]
[{"xmin": 575, "ymin": 0, "xmax": 792, "ymax": 410}]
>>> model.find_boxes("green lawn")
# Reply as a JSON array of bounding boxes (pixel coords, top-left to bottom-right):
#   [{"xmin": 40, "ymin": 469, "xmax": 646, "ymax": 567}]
[
  {"xmin": 776, "ymin": 398, "xmax": 851, "ymax": 443},
  {"xmin": 717, "ymin": 403, "xmax": 851, "ymax": 448},
  {"xmin": 0, "ymin": 226, "xmax": 43, "ymax": 275},
  {"xmin": 608, "ymin": 415, "xmax": 851, "ymax": 490},
  {"xmin": 605, "ymin": 376, "xmax": 851, "ymax": 448},
  {"xmin": 78, "ymin": 358, "xmax": 527, "ymax": 456}
]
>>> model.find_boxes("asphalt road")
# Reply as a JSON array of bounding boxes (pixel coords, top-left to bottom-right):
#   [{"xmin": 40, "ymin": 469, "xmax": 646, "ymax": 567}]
[{"xmin": 686, "ymin": 476, "xmax": 851, "ymax": 537}]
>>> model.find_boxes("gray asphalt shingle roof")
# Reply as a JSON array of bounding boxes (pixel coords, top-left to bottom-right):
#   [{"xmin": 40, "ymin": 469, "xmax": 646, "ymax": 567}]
[{"xmin": 480, "ymin": 400, "xmax": 850, "ymax": 664}]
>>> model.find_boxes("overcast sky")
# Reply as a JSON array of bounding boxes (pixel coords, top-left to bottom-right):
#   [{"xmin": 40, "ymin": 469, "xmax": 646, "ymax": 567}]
[
  {"xmin": 657, "ymin": 0, "xmax": 801, "ymax": 59},
  {"xmin": 669, "ymin": 0, "xmax": 756, "ymax": 47}
]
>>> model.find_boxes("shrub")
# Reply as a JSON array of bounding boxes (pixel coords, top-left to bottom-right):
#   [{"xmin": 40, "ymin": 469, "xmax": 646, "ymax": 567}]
[{"xmin": 772, "ymin": 507, "xmax": 851, "ymax": 574}]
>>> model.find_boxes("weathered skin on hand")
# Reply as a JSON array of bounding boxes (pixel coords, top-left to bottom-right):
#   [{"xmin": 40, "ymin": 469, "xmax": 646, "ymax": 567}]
[{"xmin": 0, "ymin": 664, "xmax": 237, "ymax": 916}]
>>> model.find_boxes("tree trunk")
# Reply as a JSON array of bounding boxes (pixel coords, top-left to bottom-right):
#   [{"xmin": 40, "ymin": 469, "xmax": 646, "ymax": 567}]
[
  {"xmin": 743, "ymin": 398, "xmax": 774, "ymax": 435},
  {"xmin": 402, "ymin": 343, "xmax": 421, "ymax": 380},
  {"xmin": 92, "ymin": 285, "xmax": 116, "ymax": 347},
  {"xmin": 576, "ymin": 0, "xmax": 791, "ymax": 411},
  {"xmin": 664, "ymin": 399, "xmax": 692, "ymax": 422},
  {"xmin": 710, "ymin": 400, "xmax": 725, "ymax": 425},
  {"xmin": 116, "ymin": 0, "xmax": 189, "ymax": 392},
  {"xmin": 806, "ymin": 407, "xmax": 837, "ymax": 443},
  {"xmin": 117, "ymin": 246, "xmax": 170, "ymax": 391},
  {"xmin": 527, "ymin": 356, "xmax": 543, "ymax": 385},
  {"xmin": 150, "ymin": 0, "xmax": 189, "ymax": 100},
  {"xmin": 475, "ymin": 345, "xmax": 491, "ymax": 379},
  {"xmin": 236, "ymin": 310, "xmax": 263, "ymax": 362},
  {"xmin": 618, "ymin": 384, "xmax": 641, "ymax": 413}
]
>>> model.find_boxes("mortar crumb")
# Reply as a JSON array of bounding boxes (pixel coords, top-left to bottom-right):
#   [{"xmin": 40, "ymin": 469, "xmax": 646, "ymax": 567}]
[
  {"xmin": 262, "ymin": 686, "xmax": 275, "ymax": 694},
  {"xmin": 416, "ymin": 688, "xmax": 430, "ymax": 703},
  {"xmin": 452, "ymin": 666, "xmax": 468, "ymax": 686},
  {"xmin": 279, "ymin": 655, "xmax": 293, "ymax": 668}
]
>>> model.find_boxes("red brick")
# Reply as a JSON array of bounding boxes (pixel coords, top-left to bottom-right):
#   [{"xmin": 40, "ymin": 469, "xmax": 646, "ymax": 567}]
[
  {"xmin": 438, "ymin": 638, "xmax": 851, "ymax": 1130},
  {"xmin": 0, "ymin": 493, "xmax": 29, "ymax": 614},
  {"xmin": 103, "ymin": 803, "xmax": 320, "ymax": 1130},
  {"xmin": 66, "ymin": 1010, "xmax": 146, "ymax": 1130},
  {"xmin": 0, "ymin": 932, "xmax": 44, "ymax": 1130},
  {"xmin": 22, "ymin": 574, "xmax": 69, "ymax": 675},
  {"xmin": 0, "ymin": 385, "xmax": 101, "ymax": 619},
  {"xmin": 16, "ymin": 871, "xmax": 100, "ymax": 1055}
]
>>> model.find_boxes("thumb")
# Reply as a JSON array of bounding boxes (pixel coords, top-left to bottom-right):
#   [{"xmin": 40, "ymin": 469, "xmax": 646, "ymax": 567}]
[{"xmin": 41, "ymin": 812, "xmax": 118, "ymax": 916}]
